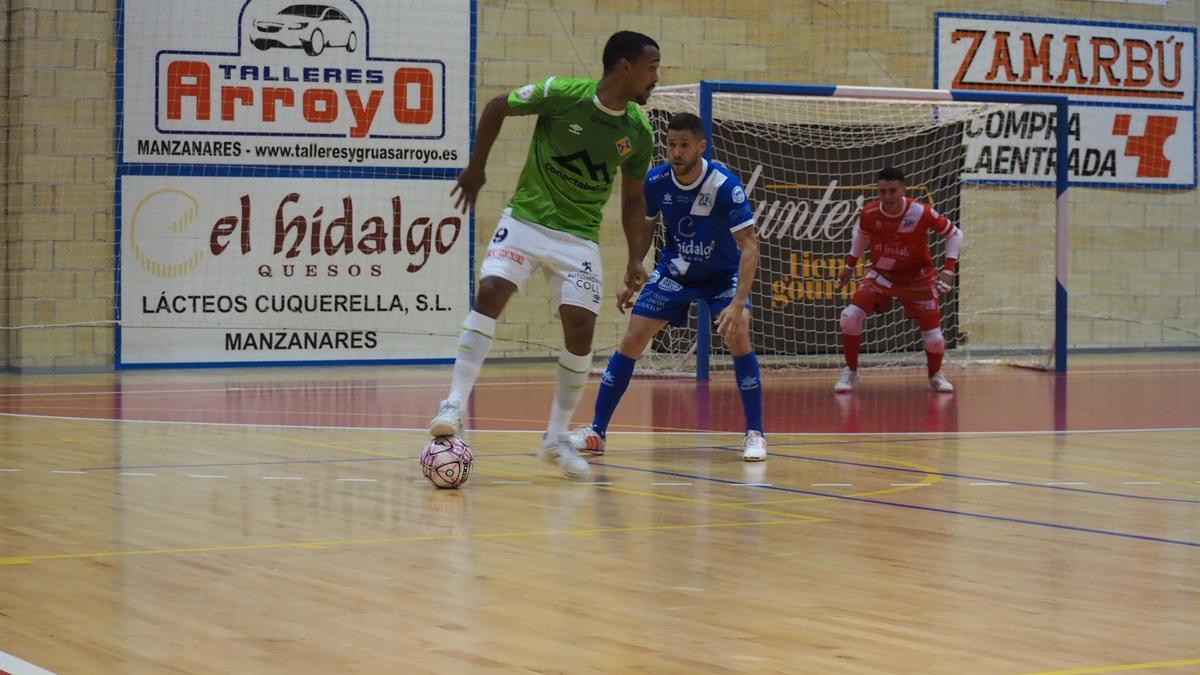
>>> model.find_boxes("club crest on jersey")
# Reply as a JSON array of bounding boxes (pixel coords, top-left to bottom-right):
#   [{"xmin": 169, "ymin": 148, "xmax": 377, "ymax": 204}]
[
  {"xmin": 615, "ymin": 137, "xmax": 632, "ymax": 156},
  {"xmin": 732, "ymin": 186, "xmax": 746, "ymax": 204},
  {"xmin": 517, "ymin": 84, "xmax": 535, "ymax": 101}
]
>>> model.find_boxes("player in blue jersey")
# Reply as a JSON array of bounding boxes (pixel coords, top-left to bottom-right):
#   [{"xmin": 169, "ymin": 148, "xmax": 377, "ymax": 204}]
[{"xmin": 569, "ymin": 112, "xmax": 767, "ymax": 461}]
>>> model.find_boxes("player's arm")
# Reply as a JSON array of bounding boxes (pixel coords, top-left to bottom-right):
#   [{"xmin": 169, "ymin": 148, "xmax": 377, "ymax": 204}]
[
  {"xmin": 835, "ymin": 214, "xmax": 869, "ymax": 289},
  {"xmin": 620, "ymin": 172, "xmax": 652, "ymax": 293},
  {"xmin": 715, "ymin": 225, "xmax": 760, "ymax": 339},
  {"xmin": 453, "ymin": 78, "xmax": 566, "ymax": 213},
  {"xmin": 616, "ymin": 175, "xmax": 657, "ymax": 313},
  {"xmin": 618, "ymin": 125, "xmax": 656, "ymax": 297},
  {"xmin": 934, "ymin": 216, "xmax": 963, "ymax": 297},
  {"xmin": 451, "ymin": 94, "xmax": 518, "ymax": 213}
]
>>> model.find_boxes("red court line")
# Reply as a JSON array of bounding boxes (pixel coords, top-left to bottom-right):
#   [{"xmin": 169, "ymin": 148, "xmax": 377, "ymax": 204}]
[{"xmin": 0, "ymin": 363, "xmax": 1195, "ymax": 434}]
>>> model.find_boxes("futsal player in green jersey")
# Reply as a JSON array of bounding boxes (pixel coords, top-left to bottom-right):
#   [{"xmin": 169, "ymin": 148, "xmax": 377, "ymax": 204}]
[{"xmin": 429, "ymin": 31, "xmax": 660, "ymax": 479}]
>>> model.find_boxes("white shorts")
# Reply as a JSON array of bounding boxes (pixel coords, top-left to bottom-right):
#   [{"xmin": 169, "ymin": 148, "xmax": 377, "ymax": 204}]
[{"xmin": 479, "ymin": 210, "xmax": 603, "ymax": 315}]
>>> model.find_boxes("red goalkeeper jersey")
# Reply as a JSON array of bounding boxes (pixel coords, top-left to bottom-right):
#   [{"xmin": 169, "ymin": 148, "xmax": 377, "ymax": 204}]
[{"xmin": 859, "ymin": 197, "xmax": 954, "ymax": 284}]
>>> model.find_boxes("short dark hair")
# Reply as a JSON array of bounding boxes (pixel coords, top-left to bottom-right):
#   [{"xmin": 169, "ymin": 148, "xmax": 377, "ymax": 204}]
[
  {"xmin": 602, "ymin": 31, "xmax": 659, "ymax": 74},
  {"xmin": 667, "ymin": 112, "xmax": 704, "ymax": 137},
  {"xmin": 876, "ymin": 167, "xmax": 907, "ymax": 183}
]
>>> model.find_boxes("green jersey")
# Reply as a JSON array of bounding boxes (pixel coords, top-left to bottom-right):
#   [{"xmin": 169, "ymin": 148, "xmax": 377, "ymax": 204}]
[{"xmin": 505, "ymin": 76, "xmax": 654, "ymax": 243}]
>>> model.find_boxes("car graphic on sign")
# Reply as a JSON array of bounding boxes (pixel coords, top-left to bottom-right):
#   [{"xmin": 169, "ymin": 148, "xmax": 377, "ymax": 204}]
[{"xmin": 251, "ymin": 4, "xmax": 358, "ymax": 56}]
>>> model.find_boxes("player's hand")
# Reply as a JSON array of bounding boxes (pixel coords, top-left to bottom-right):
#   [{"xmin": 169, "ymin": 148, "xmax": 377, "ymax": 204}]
[
  {"xmin": 715, "ymin": 305, "xmax": 746, "ymax": 341},
  {"xmin": 835, "ymin": 266, "xmax": 854, "ymax": 290},
  {"xmin": 450, "ymin": 165, "xmax": 486, "ymax": 213},
  {"xmin": 615, "ymin": 283, "xmax": 637, "ymax": 314},
  {"xmin": 935, "ymin": 269, "xmax": 954, "ymax": 297},
  {"xmin": 623, "ymin": 261, "xmax": 647, "ymax": 292}
]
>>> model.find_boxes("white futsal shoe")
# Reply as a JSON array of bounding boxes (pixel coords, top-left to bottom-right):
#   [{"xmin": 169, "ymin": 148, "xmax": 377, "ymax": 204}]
[
  {"xmin": 429, "ymin": 398, "xmax": 463, "ymax": 437},
  {"xmin": 568, "ymin": 426, "xmax": 606, "ymax": 456},
  {"xmin": 834, "ymin": 367, "xmax": 860, "ymax": 393},
  {"xmin": 742, "ymin": 431, "xmax": 767, "ymax": 462},
  {"xmin": 538, "ymin": 433, "xmax": 592, "ymax": 480},
  {"xmin": 929, "ymin": 371, "xmax": 955, "ymax": 393}
]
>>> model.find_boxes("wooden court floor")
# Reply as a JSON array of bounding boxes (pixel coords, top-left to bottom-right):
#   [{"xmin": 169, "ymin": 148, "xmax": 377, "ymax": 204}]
[{"xmin": 0, "ymin": 354, "xmax": 1197, "ymax": 674}]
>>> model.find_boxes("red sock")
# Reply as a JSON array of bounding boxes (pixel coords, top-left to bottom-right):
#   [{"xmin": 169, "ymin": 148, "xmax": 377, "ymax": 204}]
[
  {"xmin": 926, "ymin": 349, "xmax": 943, "ymax": 377},
  {"xmin": 843, "ymin": 334, "xmax": 862, "ymax": 371}
]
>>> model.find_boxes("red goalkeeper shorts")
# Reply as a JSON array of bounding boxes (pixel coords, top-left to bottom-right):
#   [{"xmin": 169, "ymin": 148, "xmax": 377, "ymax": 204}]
[{"xmin": 851, "ymin": 269, "xmax": 942, "ymax": 331}]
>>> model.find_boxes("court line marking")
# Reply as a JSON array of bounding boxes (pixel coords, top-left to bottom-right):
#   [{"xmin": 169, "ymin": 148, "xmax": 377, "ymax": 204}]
[
  {"xmin": 748, "ymin": 450, "xmax": 1200, "ymax": 504},
  {"xmin": 0, "ymin": 379, "xmax": 559, "ymax": 399},
  {"xmin": 0, "ymin": 518, "xmax": 819, "ymax": 566},
  {"xmin": 898, "ymin": 443, "xmax": 1200, "ymax": 491},
  {"xmin": 25, "ymin": 440, "xmax": 1195, "ymax": 505},
  {"xmin": 594, "ymin": 462, "xmax": 1200, "ymax": 549},
  {"xmin": 593, "ymin": 484, "xmax": 828, "ymax": 520},
  {"xmin": 1, "ymin": 365, "xmax": 1195, "ymax": 399},
  {"xmin": 1022, "ymin": 656, "xmax": 1200, "ymax": 674},
  {"xmin": 2, "ymin": 411, "xmax": 1198, "ymax": 435},
  {"xmin": 723, "ymin": 451, "xmax": 945, "ymax": 507}
]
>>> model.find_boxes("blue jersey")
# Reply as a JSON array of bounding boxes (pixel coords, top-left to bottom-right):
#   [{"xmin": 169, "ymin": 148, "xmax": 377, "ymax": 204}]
[{"xmin": 644, "ymin": 159, "xmax": 754, "ymax": 287}]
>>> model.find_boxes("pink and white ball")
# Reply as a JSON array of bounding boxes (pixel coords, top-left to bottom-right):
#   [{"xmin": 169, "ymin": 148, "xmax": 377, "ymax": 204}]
[{"xmin": 421, "ymin": 436, "xmax": 473, "ymax": 489}]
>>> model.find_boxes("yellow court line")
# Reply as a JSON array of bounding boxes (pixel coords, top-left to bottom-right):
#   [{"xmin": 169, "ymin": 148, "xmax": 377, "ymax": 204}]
[
  {"xmin": 1022, "ymin": 656, "xmax": 1200, "ymax": 674},
  {"xmin": 0, "ymin": 518, "xmax": 819, "ymax": 566},
  {"xmin": 884, "ymin": 440, "xmax": 1200, "ymax": 489},
  {"xmin": 723, "ymin": 451, "xmax": 945, "ymax": 506},
  {"xmin": 598, "ymin": 485, "xmax": 831, "ymax": 521}
]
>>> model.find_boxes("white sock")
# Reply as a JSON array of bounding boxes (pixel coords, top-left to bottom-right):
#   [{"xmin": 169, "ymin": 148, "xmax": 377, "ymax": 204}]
[
  {"xmin": 447, "ymin": 311, "xmax": 496, "ymax": 404},
  {"xmin": 546, "ymin": 349, "xmax": 592, "ymax": 438}
]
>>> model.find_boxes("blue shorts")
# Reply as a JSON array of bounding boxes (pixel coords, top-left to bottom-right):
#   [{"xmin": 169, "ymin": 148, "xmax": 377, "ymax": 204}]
[{"xmin": 632, "ymin": 268, "xmax": 750, "ymax": 327}]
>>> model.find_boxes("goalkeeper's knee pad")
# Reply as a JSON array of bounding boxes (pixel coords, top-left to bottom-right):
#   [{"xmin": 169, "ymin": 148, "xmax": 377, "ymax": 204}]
[
  {"xmin": 840, "ymin": 305, "xmax": 867, "ymax": 336},
  {"xmin": 922, "ymin": 328, "xmax": 945, "ymax": 354}
]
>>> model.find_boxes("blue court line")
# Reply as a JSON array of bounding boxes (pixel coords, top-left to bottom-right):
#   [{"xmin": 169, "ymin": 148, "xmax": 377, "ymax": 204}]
[
  {"xmin": 63, "ymin": 447, "xmax": 1200, "ymax": 547},
  {"xmin": 594, "ymin": 462, "xmax": 1200, "ymax": 549},
  {"xmin": 709, "ymin": 446, "xmax": 1200, "ymax": 505}
]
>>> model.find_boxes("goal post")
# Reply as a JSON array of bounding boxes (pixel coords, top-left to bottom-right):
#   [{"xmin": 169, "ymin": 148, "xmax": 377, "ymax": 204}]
[{"xmin": 643, "ymin": 81, "xmax": 1070, "ymax": 378}]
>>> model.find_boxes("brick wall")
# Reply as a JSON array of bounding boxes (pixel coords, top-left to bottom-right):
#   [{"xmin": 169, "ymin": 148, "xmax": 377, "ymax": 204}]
[{"xmin": 3, "ymin": 0, "xmax": 116, "ymax": 370}]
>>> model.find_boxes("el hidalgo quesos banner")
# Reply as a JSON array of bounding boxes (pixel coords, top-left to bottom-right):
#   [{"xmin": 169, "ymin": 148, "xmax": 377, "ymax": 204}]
[{"xmin": 117, "ymin": 0, "xmax": 471, "ymax": 365}]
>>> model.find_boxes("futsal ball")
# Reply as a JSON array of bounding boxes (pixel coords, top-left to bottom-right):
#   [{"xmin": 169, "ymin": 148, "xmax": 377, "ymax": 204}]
[{"xmin": 421, "ymin": 435, "xmax": 473, "ymax": 489}]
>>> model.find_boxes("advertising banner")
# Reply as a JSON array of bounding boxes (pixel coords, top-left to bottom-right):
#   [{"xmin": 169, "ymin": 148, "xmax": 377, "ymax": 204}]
[
  {"xmin": 936, "ymin": 14, "xmax": 1196, "ymax": 188},
  {"xmin": 120, "ymin": 175, "xmax": 468, "ymax": 364}
]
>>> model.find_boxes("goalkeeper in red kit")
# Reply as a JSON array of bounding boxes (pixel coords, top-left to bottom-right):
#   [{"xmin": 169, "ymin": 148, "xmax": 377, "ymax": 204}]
[{"xmin": 833, "ymin": 167, "xmax": 963, "ymax": 393}]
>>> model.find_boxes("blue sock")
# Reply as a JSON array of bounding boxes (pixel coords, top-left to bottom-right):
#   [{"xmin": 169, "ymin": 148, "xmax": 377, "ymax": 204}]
[
  {"xmin": 592, "ymin": 352, "xmax": 636, "ymax": 437},
  {"xmin": 733, "ymin": 351, "xmax": 763, "ymax": 434}
]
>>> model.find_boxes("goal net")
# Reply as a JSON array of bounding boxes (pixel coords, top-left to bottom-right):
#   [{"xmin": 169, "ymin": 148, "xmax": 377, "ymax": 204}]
[{"xmin": 634, "ymin": 83, "xmax": 1065, "ymax": 375}]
